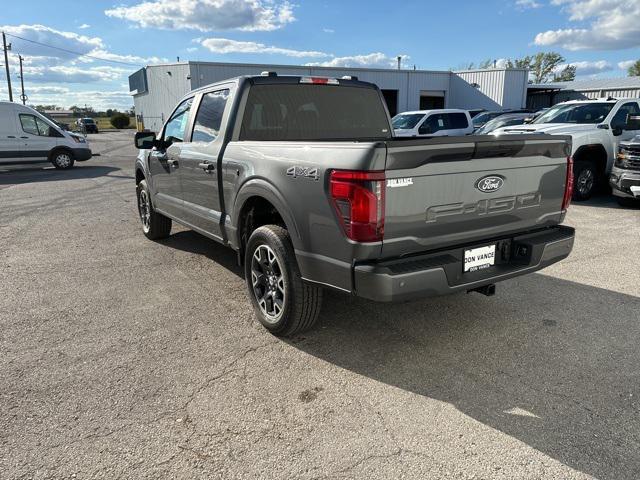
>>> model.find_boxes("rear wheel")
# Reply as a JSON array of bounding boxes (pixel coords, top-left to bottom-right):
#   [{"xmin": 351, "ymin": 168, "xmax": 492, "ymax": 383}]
[
  {"xmin": 136, "ymin": 180, "xmax": 172, "ymax": 240},
  {"xmin": 245, "ymin": 225, "xmax": 322, "ymax": 337},
  {"xmin": 51, "ymin": 150, "xmax": 75, "ymax": 170},
  {"xmin": 572, "ymin": 161, "xmax": 598, "ymax": 201}
]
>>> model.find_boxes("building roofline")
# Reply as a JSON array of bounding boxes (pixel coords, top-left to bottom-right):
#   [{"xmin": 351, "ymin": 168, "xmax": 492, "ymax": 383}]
[{"xmin": 141, "ymin": 60, "xmax": 526, "ymax": 76}]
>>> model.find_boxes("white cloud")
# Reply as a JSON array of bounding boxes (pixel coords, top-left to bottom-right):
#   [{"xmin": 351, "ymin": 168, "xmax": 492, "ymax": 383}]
[
  {"xmin": 0, "ymin": 24, "xmax": 103, "ymax": 61},
  {"xmin": 556, "ymin": 60, "xmax": 613, "ymax": 75},
  {"xmin": 23, "ymin": 65, "xmax": 130, "ymax": 83},
  {"xmin": 86, "ymin": 50, "xmax": 167, "ymax": 64},
  {"xmin": 307, "ymin": 52, "xmax": 410, "ymax": 68},
  {"xmin": 618, "ymin": 60, "xmax": 637, "ymax": 70},
  {"xmin": 534, "ymin": 0, "xmax": 640, "ymax": 50},
  {"xmin": 323, "ymin": 28, "xmax": 335, "ymax": 33},
  {"xmin": 200, "ymin": 38, "xmax": 329, "ymax": 58},
  {"xmin": 78, "ymin": 23, "xmax": 91, "ymax": 29},
  {"xmin": 515, "ymin": 0, "xmax": 542, "ymax": 9},
  {"xmin": 105, "ymin": 0, "xmax": 295, "ymax": 32}
]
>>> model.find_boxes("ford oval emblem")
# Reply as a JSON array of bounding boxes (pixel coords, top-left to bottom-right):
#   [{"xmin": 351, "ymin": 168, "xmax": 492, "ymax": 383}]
[{"xmin": 476, "ymin": 175, "xmax": 504, "ymax": 193}]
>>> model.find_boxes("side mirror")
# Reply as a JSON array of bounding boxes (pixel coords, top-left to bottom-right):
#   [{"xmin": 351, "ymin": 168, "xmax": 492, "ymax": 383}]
[
  {"xmin": 134, "ymin": 131, "xmax": 156, "ymax": 149},
  {"xmin": 612, "ymin": 126, "xmax": 623, "ymax": 137},
  {"xmin": 625, "ymin": 115, "xmax": 640, "ymax": 131}
]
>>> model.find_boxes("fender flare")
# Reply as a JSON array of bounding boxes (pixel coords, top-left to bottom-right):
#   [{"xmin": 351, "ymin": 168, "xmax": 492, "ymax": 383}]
[
  {"xmin": 232, "ymin": 178, "xmax": 303, "ymax": 251},
  {"xmin": 573, "ymin": 143, "xmax": 608, "ymax": 173}
]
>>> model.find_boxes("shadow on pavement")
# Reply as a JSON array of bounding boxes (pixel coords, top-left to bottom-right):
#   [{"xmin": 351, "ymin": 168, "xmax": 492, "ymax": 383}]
[
  {"xmin": 147, "ymin": 227, "xmax": 640, "ymax": 478},
  {"xmin": 288, "ymin": 274, "xmax": 640, "ymax": 480},
  {"xmin": 0, "ymin": 165, "xmax": 131, "ymax": 186}
]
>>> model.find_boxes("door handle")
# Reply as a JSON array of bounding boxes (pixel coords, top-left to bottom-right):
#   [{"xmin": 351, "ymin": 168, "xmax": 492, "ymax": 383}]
[
  {"xmin": 167, "ymin": 158, "xmax": 179, "ymax": 167},
  {"xmin": 198, "ymin": 162, "xmax": 215, "ymax": 172},
  {"xmin": 7, "ymin": 135, "xmax": 15, "ymax": 138},
  {"xmin": 20, "ymin": 136, "xmax": 29, "ymax": 139}
]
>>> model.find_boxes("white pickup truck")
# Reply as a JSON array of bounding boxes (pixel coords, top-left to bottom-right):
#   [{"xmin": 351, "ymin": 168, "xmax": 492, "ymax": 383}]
[{"xmin": 492, "ymin": 98, "xmax": 640, "ymax": 200}]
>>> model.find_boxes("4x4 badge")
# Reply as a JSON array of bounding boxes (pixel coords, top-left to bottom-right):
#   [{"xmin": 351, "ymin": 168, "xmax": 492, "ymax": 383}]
[{"xmin": 286, "ymin": 166, "xmax": 319, "ymax": 181}]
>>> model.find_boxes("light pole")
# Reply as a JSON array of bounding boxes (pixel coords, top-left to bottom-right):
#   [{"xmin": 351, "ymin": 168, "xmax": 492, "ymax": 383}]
[
  {"xmin": 2, "ymin": 32, "xmax": 13, "ymax": 102},
  {"xmin": 18, "ymin": 55, "xmax": 26, "ymax": 105}
]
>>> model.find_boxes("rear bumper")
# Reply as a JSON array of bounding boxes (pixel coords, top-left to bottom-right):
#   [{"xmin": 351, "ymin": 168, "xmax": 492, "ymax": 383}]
[
  {"xmin": 609, "ymin": 166, "xmax": 640, "ymax": 198},
  {"xmin": 354, "ymin": 225, "xmax": 575, "ymax": 302}
]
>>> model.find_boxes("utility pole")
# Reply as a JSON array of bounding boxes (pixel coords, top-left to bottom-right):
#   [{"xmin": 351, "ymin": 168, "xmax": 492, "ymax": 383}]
[
  {"xmin": 2, "ymin": 32, "xmax": 13, "ymax": 102},
  {"xmin": 18, "ymin": 55, "xmax": 26, "ymax": 105}
]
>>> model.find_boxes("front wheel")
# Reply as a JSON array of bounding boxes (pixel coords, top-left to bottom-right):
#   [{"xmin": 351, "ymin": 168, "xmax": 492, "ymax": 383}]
[
  {"xmin": 136, "ymin": 180, "xmax": 172, "ymax": 240},
  {"xmin": 572, "ymin": 161, "xmax": 598, "ymax": 201},
  {"xmin": 51, "ymin": 150, "xmax": 75, "ymax": 169},
  {"xmin": 245, "ymin": 225, "xmax": 322, "ymax": 337}
]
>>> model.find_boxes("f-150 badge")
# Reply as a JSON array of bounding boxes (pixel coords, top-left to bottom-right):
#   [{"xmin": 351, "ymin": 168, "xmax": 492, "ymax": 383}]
[{"xmin": 286, "ymin": 166, "xmax": 319, "ymax": 181}]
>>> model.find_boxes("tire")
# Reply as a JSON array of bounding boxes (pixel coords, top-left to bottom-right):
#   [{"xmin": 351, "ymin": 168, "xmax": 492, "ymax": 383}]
[
  {"xmin": 245, "ymin": 225, "xmax": 322, "ymax": 337},
  {"xmin": 572, "ymin": 161, "xmax": 598, "ymax": 201},
  {"xmin": 136, "ymin": 180, "xmax": 172, "ymax": 240},
  {"xmin": 51, "ymin": 150, "xmax": 75, "ymax": 170}
]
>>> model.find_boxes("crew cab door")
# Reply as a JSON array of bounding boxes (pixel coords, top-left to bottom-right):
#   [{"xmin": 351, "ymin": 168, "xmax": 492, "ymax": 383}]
[
  {"xmin": 148, "ymin": 97, "xmax": 193, "ymax": 219},
  {"xmin": 609, "ymin": 101, "xmax": 640, "ymax": 161},
  {"xmin": 177, "ymin": 87, "xmax": 232, "ymax": 240}
]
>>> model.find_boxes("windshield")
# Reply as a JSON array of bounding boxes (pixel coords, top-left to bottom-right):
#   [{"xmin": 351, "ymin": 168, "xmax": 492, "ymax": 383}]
[
  {"xmin": 472, "ymin": 111, "xmax": 503, "ymax": 127},
  {"xmin": 240, "ymin": 84, "xmax": 392, "ymax": 141},
  {"xmin": 392, "ymin": 113, "xmax": 425, "ymax": 130},
  {"xmin": 533, "ymin": 103, "xmax": 614, "ymax": 125}
]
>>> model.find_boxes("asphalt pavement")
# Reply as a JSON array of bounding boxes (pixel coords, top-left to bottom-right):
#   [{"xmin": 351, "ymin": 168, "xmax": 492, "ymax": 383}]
[{"xmin": 1, "ymin": 130, "xmax": 639, "ymax": 479}]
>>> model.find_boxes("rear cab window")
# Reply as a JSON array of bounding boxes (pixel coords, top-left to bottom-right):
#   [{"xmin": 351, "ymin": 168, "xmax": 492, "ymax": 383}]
[{"xmin": 239, "ymin": 83, "xmax": 391, "ymax": 141}]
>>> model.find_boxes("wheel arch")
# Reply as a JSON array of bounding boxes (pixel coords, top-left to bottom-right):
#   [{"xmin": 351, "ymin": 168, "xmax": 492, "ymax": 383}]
[
  {"xmin": 233, "ymin": 179, "xmax": 303, "ymax": 259},
  {"xmin": 573, "ymin": 143, "xmax": 608, "ymax": 176}
]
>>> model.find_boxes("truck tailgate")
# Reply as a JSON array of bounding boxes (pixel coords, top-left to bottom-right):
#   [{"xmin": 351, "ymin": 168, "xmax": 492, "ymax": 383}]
[{"xmin": 382, "ymin": 135, "xmax": 571, "ymax": 258}]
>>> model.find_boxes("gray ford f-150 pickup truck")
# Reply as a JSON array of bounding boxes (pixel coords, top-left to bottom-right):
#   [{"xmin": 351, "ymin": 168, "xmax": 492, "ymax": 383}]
[{"xmin": 133, "ymin": 73, "xmax": 575, "ymax": 336}]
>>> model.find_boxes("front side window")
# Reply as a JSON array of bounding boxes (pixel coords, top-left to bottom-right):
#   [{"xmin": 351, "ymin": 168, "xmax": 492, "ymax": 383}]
[
  {"xmin": 164, "ymin": 98, "xmax": 193, "ymax": 143},
  {"xmin": 420, "ymin": 114, "xmax": 446, "ymax": 134},
  {"xmin": 20, "ymin": 114, "xmax": 54, "ymax": 136},
  {"xmin": 192, "ymin": 89, "xmax": 229, "ymax": 143},
  {"xmin": 611, "ymin": 102, "xmax": 640, "ymax": 129}
]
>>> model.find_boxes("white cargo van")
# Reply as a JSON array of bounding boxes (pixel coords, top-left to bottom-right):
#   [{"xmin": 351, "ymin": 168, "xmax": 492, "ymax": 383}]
[{"xmin": 0, "ymin": 102, "xmax": 92, "ymax": 169}]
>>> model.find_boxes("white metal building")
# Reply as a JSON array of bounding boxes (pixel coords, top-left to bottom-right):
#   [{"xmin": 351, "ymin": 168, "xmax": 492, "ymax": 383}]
[
  {"xmin": 129, "ymin": 61, "xmax": 529, "ymax": 132},
  {"xmin": 527, "ymin": 77, "xmax": 640, "ymax": 110}
]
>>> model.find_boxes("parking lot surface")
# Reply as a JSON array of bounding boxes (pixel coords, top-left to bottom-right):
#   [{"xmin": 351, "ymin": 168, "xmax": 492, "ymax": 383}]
[{"xmin": 1, "ymin": 130, "xmax": 639, "ymax": 479}]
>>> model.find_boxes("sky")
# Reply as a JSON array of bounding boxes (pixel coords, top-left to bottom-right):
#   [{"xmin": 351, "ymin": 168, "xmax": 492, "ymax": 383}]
[{"xmin": 1, "ymin": 0, "xmax": 639, "ymax": 110}]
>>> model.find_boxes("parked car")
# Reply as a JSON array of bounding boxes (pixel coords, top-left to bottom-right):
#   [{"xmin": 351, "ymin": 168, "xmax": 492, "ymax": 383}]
[
  {"xmin": 0, "ymin": 101, "xmax": 91, "ymax": 169},
  {"xmin": 468, "ymin": 108, "xmax": 486, "ymax": 118},
  {"xmin": 472, "ymin": 109, "xmax": 532, "ymax": 131},
  {"xmin": 474, "ymin": 113, "xmax": 531, "ymax": 135},
  {"xmin": 493, "ymin": 98, "xmax": 640, "ymax": 200},
  {"xmin": 76, "ymin": 117, "xmax": 98, "ymax": 133},
  {"xmin": 133, "ymin": 73, "xmax": 575, "ymax": 336},
  {"xmin": 610, "ymin": 116, "xmax": 640, "ymax": 206},
  {"xmin": 40, "ymin": 112, "xmax": 70, "ymax": 131},
  {"xmin": 392, "ymin": 109, "xmax": 473, "ymax": 137}
]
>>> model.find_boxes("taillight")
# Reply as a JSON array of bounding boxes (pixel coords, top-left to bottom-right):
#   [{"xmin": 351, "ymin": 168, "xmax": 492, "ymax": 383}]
[
  {"xmin": 562, "ymin": 156, "xmax": 574, "ymax": 211},
  {"xmin": 329, "ymin": 170, "xmax": 385, "ymax": 242}
]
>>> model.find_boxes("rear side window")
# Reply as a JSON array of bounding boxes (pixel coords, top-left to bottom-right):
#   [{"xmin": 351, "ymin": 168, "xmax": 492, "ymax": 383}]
[
  {"xmin": 240, "ymin": 84, "xmax": 391, "ymax": 141},
  {"xmin": 192, "ymin": 89, "xmax": 229, "ymax": 143},
  {"xmin": 446, "ymin": 112, "xmax": 469, "ymax": 129},
  {"xmin": 164, "ymin": 98, "xmax": 193, "ymax": 143}
]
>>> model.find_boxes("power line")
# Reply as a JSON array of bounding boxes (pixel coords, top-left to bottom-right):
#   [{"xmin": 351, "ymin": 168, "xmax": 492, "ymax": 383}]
[{"xmin": 4, "ymin": 32, "xmax": 142, "ymax": 67}]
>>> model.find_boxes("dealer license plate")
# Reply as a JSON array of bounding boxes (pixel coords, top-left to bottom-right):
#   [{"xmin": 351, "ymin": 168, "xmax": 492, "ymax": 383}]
[{"xmin": 464, "ymin": 245, "xmax": 496, "ymax": 272}]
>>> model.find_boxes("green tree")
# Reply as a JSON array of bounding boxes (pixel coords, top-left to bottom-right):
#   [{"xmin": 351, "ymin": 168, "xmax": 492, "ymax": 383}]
[
  {"xmin": 627, "ymin": 60, "xmax": 640, "ymax": 77},
  {"xmin": 553, "ymin": 64, "xmax": 576, "ymax": 82},
  {"xmin": 110, "ymin": 113, "xmax": 130, "ymax": 129}
]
